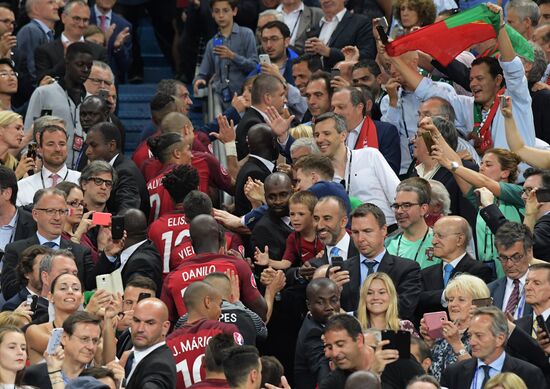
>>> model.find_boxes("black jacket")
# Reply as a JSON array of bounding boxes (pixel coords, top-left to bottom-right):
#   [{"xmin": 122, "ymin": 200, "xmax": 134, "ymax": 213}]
[
  {"xmin": 125, "ymin": 344, "xmax": 177, "ymax": 389},
  {"xmin": 234, "ymin": 157, "xmax": 272, "ymax": 217},
  {"xmin": 236, "ymin": 108, "xmax": 266, "ymax": 161},
  {"xmin": 106, "ymin": 154, "xmax": 150, "ymax": 217},
  {"xmin": 294, "ymin": 314, "xmax": 330, "ymax": 389},
  {"xmin": 13, "ymin": 207, "xmax": 36, "ymax": 242}
]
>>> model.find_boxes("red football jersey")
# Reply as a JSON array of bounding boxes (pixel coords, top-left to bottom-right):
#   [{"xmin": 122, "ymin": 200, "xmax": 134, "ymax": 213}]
[
  {"xmin": 148, "ymin": 210, "xmax": 190, "ymax": 276},
  {"xmin": 161, "ymin": 253, "xmax": 261, "ymax": 323},
  {"xmin": 132, "ymin": 135, "xmax": 157, "ymax": 170},
  {"xmin": 147, "ymin": 164, "xmax": 177, "ymax": 222},
  {"xmin": 188, "ymin": 379, "xmax": 229, "ymax": 388},
  {"xmin": 192, "ymin": 152, "xmax": 233, "ymax": 195},
  {"xmin": 167, "ymin": 318, "xmax": 241, "ymax": 389}
]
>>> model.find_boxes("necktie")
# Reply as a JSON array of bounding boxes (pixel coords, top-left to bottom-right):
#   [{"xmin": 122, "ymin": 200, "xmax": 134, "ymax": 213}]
[
  {"xmin": 50, "ymin": 173, "xmax": 60, "ymax": 187},
  {"xmin": 480, "ymin": 365, "xmax": 492, "ymax": 388},
  {"xmin": 46, "ymin": 30, "xmax": 54, "ymax": 41},
  {"xmin": 532, "ymin": 318, "xmax": 539, "ymax": 339},
  {"xmin": 505, "ymin": 279, "xmax": 520, "ymax": 316},
  {"xmin": 99, "ymin": 15, "xmax": 107, "ymax": 31},
  {"xmin": 443, "ymin": 263, "xmax": 453, "ymax": 286},
  {"xmin": 330, "ymin": 246, "xmax": 340, "ymax": 259},
  {"xmin": 124, "ymin": 351, "xmax": 135, "ymax": 378},
  {"xmin": 364, "ymin": 260, "xmax": 377, "ymax": 277},
  {"xmin": 43, "ymin": 241, "xmax": 57, "ymax": 249}
]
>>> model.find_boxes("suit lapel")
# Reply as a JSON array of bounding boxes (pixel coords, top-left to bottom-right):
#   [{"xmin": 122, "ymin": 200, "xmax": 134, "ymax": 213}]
[
  {"xmin": 296, "ymin": 8, "xmax": 311, "ymax": 41},
  {"xmin": 377, "ymin": 252, "xmax": 394, "ymax": 274},
  {"xmin": 328, "ymin": 11, "xmax": 351, "ymax": 47},
  {"xmin": 493, "ymin": 279, "xmax": 507, "ymax": 309}
]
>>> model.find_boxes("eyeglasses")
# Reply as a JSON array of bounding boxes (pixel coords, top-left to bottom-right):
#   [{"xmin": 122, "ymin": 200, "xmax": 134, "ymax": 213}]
[
  {"xmin": 498, "ymin": 252, "xmax": 525, "ymax": 263},
  {"xmin": 72, "ymin": 335, "xmax": 100, "ymax": 345},
  {"xmin": 521, "ymin": 187, "xmax": 534, "ymax": 196},
  {"xmin": 68, "ymin": 200, "xmax": 85, "ymax": 208},
  {"xmin": 35, "ymin": 208, "xmax": 69, "ymax": 216},
  {"xmin": 87, "ymin": 77, "xmax": 113, "ymax": 87},
  {"xmin": 433, "ymin": 232, "xmax": 462, "ymax": 240},
  {"xmin": 70, "ymin": 15, "xmax": 90, "ymax": 24},
  {"xmin": 261, "ymin": 36, "xmax": 283, "ymax": 44},
  {"xmin": 390, "ymin": 202, "xmax": 420, "ymax": 211},
  {"xmin": 0, "ymin": 71, "xmax": 17, "ymax": 78},
  {"xmin": 87, "ymin": 177, "xmax": 113, "ymax": 188},
  {"xmin": 0, "ymin": 19, "xmax": 15, "ymax": 26}
]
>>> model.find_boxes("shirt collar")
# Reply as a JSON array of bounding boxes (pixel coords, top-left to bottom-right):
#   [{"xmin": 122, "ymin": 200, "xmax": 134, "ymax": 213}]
[
  {"xmin": 36, "ymin": 232, "xmax": 61, "ymax": 246},
  {"xmin": 120, "ymin": 240, "xmax": 147, "ymax": 269},
  {"xmin": 506, "ymin": 271, "xmax": 528, "ymax": 288},
  {"xmin": 3, "ymin": 209, "xmax": 17, "ymax": 229},
  {"xmin": 94, "ymin": 4, "xmax": 112, "ymax": 20},
  {"xmin": 277, "ymin": 2, "xmax": 304, "ymax": 15},
  {"xmin": 108, "ymin": 153, "xmax": 119, "ymax": 166},
  {"xmin": 250, "ymin": 105, "xmax": 270, "ymax": 123},
  {"xmin": 477, "ymin": 351, "xmax": 506, "ymax": 371},
  {"xmin": 536, "ymin": 306, "xmax": 550, "ymax": 322},
  {"xmin": 132, "ymin": 341, "xmax": 165, "ymax": 367},
  {"xmin": 249, "ymin": 154, "xmax": 275, "ymax": 173},
  {"xmin": 42, "ymin": 164, "xmax": 68, "ymax": 179},
  {"xmin": 350, "ymin": 118, "xmax": 364, "ymax": 136},
  {"xmin": 444, "ymin": 252, "xmax": 467, "ymax": 268},
  {"xmin": 61, "ymin": 32, "xmax": 84, "ymax": 46},
  {"xmin": 361, "ymin": 249, "xmax": 386, "ymax": 263},
  {"xmin": 321, "ymin": 7, "xmax": 347, "ymax": 24},
  {"xmin": 327, "ymin": 233, "xmax": 350, "ymax": 255}
]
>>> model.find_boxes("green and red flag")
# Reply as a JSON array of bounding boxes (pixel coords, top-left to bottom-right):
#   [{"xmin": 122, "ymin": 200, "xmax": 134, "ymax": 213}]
[{"xmin": 385, "ymin": 4, "xmax": 533, "ymax": 65}]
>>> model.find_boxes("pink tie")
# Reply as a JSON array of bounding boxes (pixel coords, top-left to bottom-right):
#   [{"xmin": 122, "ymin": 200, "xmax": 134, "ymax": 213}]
[
  {"xmin": 50, "ymin": 173, "xmax": 60, "ymax": 187},
  {"xmin": 99, "ymin": 15, "xmax": 107, "ymax": 31}
]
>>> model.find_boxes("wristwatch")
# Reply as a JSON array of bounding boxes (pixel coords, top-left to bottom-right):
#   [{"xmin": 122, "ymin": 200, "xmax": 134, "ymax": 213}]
[
  {"xmin": 450, "ymin": 161, "xmax": 460, "ymax": 172},
  {"xmin": 456, "ymin": 348, "xmax": 468, "ymax": 356}
]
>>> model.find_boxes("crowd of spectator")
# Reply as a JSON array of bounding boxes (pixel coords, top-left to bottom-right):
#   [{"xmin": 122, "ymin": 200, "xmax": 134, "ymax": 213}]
[{"xmin": 2, "ymin": 0, "xmax": 550, "ymax": 388}]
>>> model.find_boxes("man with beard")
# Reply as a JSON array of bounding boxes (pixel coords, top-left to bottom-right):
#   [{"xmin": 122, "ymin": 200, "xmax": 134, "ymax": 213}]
[
  {"xmin": 251, "ymin": 172, "xmax": 294, "ymax": 262},
  {"xmin": 294, "ymin": 278, "xmax": 341, "ymax": 389},
  {"xmin": 17, "ymin": 124, "xmax": 81, "ymax": 206}
]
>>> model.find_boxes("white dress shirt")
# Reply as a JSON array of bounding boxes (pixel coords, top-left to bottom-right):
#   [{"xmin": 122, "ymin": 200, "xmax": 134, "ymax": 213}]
[
  {"xmin": 127, "ymin": 341, "xmax": 166, "ymax": 380},
  {"xmin": 17, "ymin": 165, "xmax": 81, "ymax": 206},
  {"xmin": 277, "ymin": 2, "xmax": 305, "ymax": 45},
  {"xmin": 326, "ymin": 233, "xmax": 350, "ymax": 263},
  {"xmin": 319, "ymin": 8, "xmax": 347, "ymax": 45},
  {"xmin": 502, "ymin": 271, "xmax": 528, "ymax": 320},
  {"xmin": 346, "ymin": 118, "xmax": 363, "ymax": 150}
]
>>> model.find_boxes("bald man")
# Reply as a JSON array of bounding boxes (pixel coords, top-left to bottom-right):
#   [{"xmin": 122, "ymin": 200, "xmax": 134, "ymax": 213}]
[
  {"xmin": 166, "ymin": 281, "xmax": 242, "ymax": 389},
  {"xmin": 161, "ymin": 215, "xmax": 266, "ymax": 324},
  {"xmin": 418, "ymin": 216, "xmax": 494, "ymax": 317},
  {"xmin": 344, "ymin": 371, "xmax": 381, "ymax": 389},
  {"xmin": 126, "ymin": 298, "xmax": 177, "ymax": 389}
]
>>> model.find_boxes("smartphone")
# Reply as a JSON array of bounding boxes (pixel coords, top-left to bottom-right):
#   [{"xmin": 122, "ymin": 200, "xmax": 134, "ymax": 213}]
[
  {"xmin": 213, "ymin": 37, "xmax": 223, "ymax": 47},
  {"xmin": 27, "ymin": 295, "xmax": 38, "ymax": 311},
  {"xmin": 381, "ymin": 330, "xmax": 410, "ymax": 358},
  {"xmin": 138, "ymin": 292, "xmax": 152, "ymax": 302},
  {"xmin": 305, "ymin": 28, "xmax": 317, "ymax": 39},
  {"xmin": 26, "ymin": 142, "xmax": 38, "ymax": 176},
  {"xmin": 46, "ymin": 328, "xmax": 64, "ymax": 355},
  {"xmin": 424, "ymin": 311, "xmax": 448, "ymax": 339},
  {"xmin": 420, "ymin": 131, "xmax": 435, "ymax": 154},
  {"xmin": 111, "ymin": 215, "xmax": 125, "ymax": 240},
  {"xmin": 472, "ymin": 297, "xmax": 493, "ymax": 307},
  {"xmin": 330, "ymin": 68, "xmax": 341, "ymax": 78},
  {"xmin": 92, "ymin": 212, "xmax": 112, "ymax": 226},
  {"xmin": 331, "ymin": 256, "xmax": 344, "ymax": 269},
  {"xmin": 377, "ymin": 16, "xmax": 389, "ymax": 31},
  {"xmin": 377, "ymin": 25, "xmax": 389, "ymax": 44},
  {"xmin": 536, "ymin": 315, "xmax": 549, "ymax": 336},
  {"xmin": 259, "ymin": 54, "xmax": 271, "ymax": 66},
  {"xmin": 499, "ymin": 95, "xmax": 507, "ymax": 109},
  {"xmin": 536, "ymin": 188, "xmax": 550, "ymax": 203}
]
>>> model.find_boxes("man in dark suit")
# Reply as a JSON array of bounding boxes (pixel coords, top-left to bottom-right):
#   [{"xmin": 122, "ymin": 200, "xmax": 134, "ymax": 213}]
[
  {"xmin": 90, "ymin": 0, "xmax": 132, "ymax": 83},
  {"xmin": 1, "ymin": 188, "xmax": 95, "ymax": 300},
  {"xmin": 282, "ymin": 1, "xmax": 323, "ymax": 55},
  {"xmin": 34, "ymin": 1, "xmax": 107, "ymax": 82},
  {"xmin": 294, "ymin": 278, "xmax": 340, "ymax": 389},
  {"xmin": 23, "ymin": 311, "xmax": 102, "ymax": 389},
  {"xmin": 441, "ymin": 306, "xmax": 545, "ymax": 389},
  {"xmin": 0, "ymin": 167, "xmax": 36, "ymax": 253},
  {"xmin": 234, "ymin": 123, "xmax": 279, "ymax": 216},
  {"xmin": 519, "ymin": 263, "xmax": 550, "ymax": 335},
  {"xmin": 488, "ymin": 222, "xmax": 534, "ymax": 320},
  {"xmin": 418, "ymin": 216, "xmax": 494, "ymax": 317},
  {"xmin": 332, "ymin": 86, "xmax": 401, "ymax": 174},
  {"xmin": 95, "ymin": 209, "xmax": 162, "ymax": 293},
  {"xmin": 340, "ymin": 203, "xmax": 421, "ymax": 319},
  {"xmin": 303, "ymin": 0, "xmax": 376, "ymax": 70},
  {"xmin": 85, "ymin": 122, "xmax": 150, "ymax": 216},
  {"xmin": 125, "ymin": 298, "xmax": 176, "ymax": 389}
]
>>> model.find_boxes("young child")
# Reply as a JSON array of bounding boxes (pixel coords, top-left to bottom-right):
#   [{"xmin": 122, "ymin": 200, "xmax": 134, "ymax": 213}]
[
  {"xmin": 254, "ymin": 191, "xmax": 323, "ymax": 269},
  {"xmin": 193, "ymin": 0, "xmax": 258, "ymax": 109}
]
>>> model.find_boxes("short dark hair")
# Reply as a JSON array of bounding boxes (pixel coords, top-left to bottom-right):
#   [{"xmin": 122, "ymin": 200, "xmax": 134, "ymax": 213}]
[
  {"xmin": 292, "ymin": 54, "xmax": 322, "ymax": 72},
  {"xmin": 293, "ymin": 154, "xmax": 334, "ymax": 180},
  {"xmin": 324, "ymin": 313, "xmax": 362, "ymax": 340},
  {"xmin": 350, "ymin": 203, "xmax": 386, "ymax": 228},
  {"xmin": 223, "ymin": 346, "xmax": 261, "ymax": 387},
  {"xmin": 524, "ymin": 167, "xmax": 545, "ymax": 180},
  {"xmin": 471, "ymin": 57, "xmax": 504, "ymax": 88},
  {"xmin": 0, "ymin": 58, "xmax": 15, "ymax": 72},
  {"xmin": 204, "ymin": 333, "xmax": 235, "ymax": 373},
  {"xmin": 541, "ymin": 170, "xmax": 550, "ymax": 189},
  {"xmin": 80, "ymin": 366, "xmax": 116, "ymax": 382},
  {"xmin": 261, "ymin": 20, "xmax": 290, "ymax": 38},
  {"xmin": 183, "ymin": 190, "xmax": 213, "ymax": 221},
  {"xmin": 316, "ymin": 195, "xmax": 348, "ymax": 219},
  {"xmin": 260, "ymin": 356, "xmax": 284, "ymax": 388},
  {"xmin": 406, "ymin": 374, "xmax": 440, "ymax": 389},
  {"xmin": 352, "ymin": 59, "xmax": 381, "ymax": 77},
  {"xmin": 0, "ymin": 165, "xmax": 17, "ymax": 205},
  {"xmin": 150, "ymin": 93, "xmax": 176, "ymax": 125},
  {"xmin": 210, "ymin": 0, "xmax": 238, "ymax": 9},
  {"xmin": 56, "ymin": 181, "xmax": 80, "ymax": 198},
  {"xmin": 309, "ymin": 71, "xmax": 333, "ymax": 100},
  {"xmin": 251, "ymin": 74, "xmax": 284, "ymax": 106},
  {"xmin": 65, "ymin": 42, "xmax": 93, "ymax": 62},
  {"xmin": 432, "ymin": 116, "xmax": 458, "ymax": 151},
  {"xmin": 396, "ymin": 177, "xmax": 431, "ymax": 205},
  {"xmin": 62, "ymin": 311, "xmax": 101, "ymax": 336},
  {"xmin": 157, "ymin": 79, "xmax": 184, "ymax": 96},
  {"xmin": 89, "ymin": 122, "xmax": 121, "ymax": 151},
  {"xmin": 162, "ymin": 165, "xmax": 200, "ymax": 204},
  {"xmin": 16, "ymin": 245, "xmax": 52, "ymax": 286},
  {"xmin": 38, "ymin": 125, "xmax": 68, "ymax": 147},
  {"xmin": 147, "ymin": 133, "xmax": 184, "ymax": 164},
  {"xmin": 495, "ymin": 221, "xmax": 534, "ymax": 252},
  {"xmin": 126, "ymin": 275, "xmax": 157, "ymax": 293}
]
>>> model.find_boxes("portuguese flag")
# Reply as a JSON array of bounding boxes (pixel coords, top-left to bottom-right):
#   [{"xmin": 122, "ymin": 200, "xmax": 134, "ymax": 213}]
[{"xmin": 386, "ymin": 4, "xmax": 533, "ymax": 65}]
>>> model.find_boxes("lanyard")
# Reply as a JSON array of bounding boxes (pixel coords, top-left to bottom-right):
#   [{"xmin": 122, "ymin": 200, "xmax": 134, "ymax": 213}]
[
  {"xmin": 396, "ymin": 227, "xmax": 430, "ymax": 263},
  {"xmin": 400, "ymin": 93, "xmax": 414, "ymax": 158},
  {"xmin": 344, "ymin": 148, "xmax": 353, "ymax": 195},
  {"xmin": 289, "ymin": 10, "xmax": 303, "ymax": 40},
  {"xmin": 40, "ymin": 169, "xmax": 69, "ymax": 189}
]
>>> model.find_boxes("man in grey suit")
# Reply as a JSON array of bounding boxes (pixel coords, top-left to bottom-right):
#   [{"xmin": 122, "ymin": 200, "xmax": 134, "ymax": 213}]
[{"xmin": 276, "ymin": 0, "xmax": 323, "ymax": 54}]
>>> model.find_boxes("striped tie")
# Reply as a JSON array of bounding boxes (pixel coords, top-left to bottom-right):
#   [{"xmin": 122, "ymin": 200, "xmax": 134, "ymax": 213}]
[{"xmin": 505, "ymin": 279, "xmax": 520, "ymax": 316}]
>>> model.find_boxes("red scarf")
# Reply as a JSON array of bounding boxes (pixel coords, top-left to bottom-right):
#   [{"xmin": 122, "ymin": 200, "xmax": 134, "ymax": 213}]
[
  {"xmin": 354, "ymin": 116, "xmax": 379, "ymax": 149},
  {"xmin": 468, "ymin": 87, "xmax": 505, "ymax": 155}
]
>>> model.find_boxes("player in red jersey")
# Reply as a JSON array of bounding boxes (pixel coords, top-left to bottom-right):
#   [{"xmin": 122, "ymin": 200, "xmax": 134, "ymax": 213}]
[
  {"xmin": 188, "ymin": 333, "xmax": 235, "ymax": 389},
  {"xmin": 167, "ymin": 281, "xmax": 242, "ymax": 389},
  {"xmin": 161, "ymin": 215, "xmax": 266, "ymax": 324}
]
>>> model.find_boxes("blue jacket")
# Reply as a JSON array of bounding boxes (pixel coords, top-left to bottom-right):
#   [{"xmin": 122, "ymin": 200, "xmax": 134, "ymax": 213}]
[{"xmin": 249, "ymin": 47, "xmax": 299, "ymax": 86}]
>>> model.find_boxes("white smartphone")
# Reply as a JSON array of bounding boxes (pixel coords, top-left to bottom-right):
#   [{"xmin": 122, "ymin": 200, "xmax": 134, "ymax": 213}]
[
  {"xmin": 96, "ymin": 269, "xmax": 124, "ymax": 295},
  {"xmin": 46, "ymin": 328, "xmax": 64, "ymax": 354},
  {"xmin": 259, "ymin": 54, "xmax": 271, "ymax": 65}
]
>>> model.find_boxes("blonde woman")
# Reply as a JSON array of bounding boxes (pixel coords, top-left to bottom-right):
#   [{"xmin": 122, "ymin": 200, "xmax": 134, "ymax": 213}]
[
  {"xmin": 357, "ymin": 272, "xmax": 418, "ymax": 335},
  {"xmin": 0, "ymin": 326, "xmax": 33, "ymax": 388},
  {"xmin": 420, "ymin": 273, "xmax": 490, "ymax": 380},
  {"xmin": 289, "ymin": 124, "xmax": 313, "ymax": 139},
  {"xmin": 484, "ymin": 372, "xmax": 527, "ymax": 389},
  {"xmin": 0, "ymin": 111, "xmax": 34, "ymax": 179}
]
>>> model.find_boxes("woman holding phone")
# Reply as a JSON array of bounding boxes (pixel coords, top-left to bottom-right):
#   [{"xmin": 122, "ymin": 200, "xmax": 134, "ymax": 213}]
[
  {"xmin": 0, "ymin": 326, "xmax": 31, "ymax": 388},
  {"xmin": 356, "ymin": 272, "xmax": 418, "ymax": 336},
  {"xmin": 420, "ymin": 274, "xmax": 490, "ymax": 380}
]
